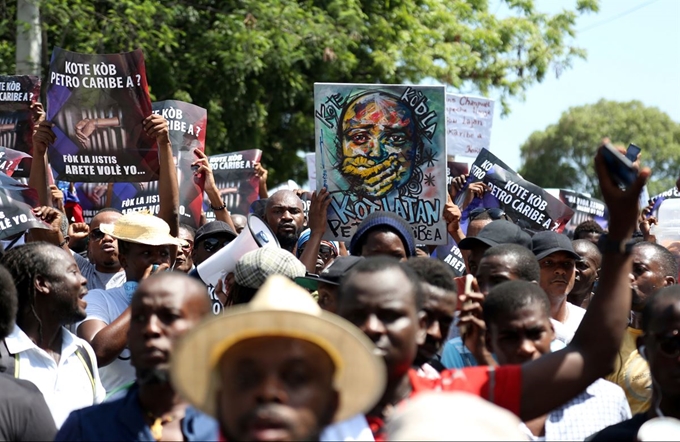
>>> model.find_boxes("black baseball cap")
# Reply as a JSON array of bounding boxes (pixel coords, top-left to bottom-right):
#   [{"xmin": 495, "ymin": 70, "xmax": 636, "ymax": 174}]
[
  {"xmin": 194, "ymin": 220, "xmax": 237, "ymax": 245},
  {"xmin": 295, "ymin": 256, "xmax": 364, "ymax": 291},
  {"xmin": 458, "ymin": 220, "xmax": 532, "ymax": 250},
  {"xmin": 531, "ymin": 231, "xmax": 581, "ymax": 261}
]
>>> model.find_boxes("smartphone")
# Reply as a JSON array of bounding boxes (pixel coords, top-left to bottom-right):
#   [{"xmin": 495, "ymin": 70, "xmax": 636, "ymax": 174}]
[
  {"xmin": 601, "ymin": 143, "xmax": 637, "ymax": 188},
  {"xmin": 626, "ymin": 143, "xmax": 641, "ymax": 162}
]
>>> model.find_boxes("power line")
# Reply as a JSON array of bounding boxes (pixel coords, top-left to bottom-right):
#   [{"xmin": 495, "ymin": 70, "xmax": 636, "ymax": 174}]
[{"xmin": 578, "ymin": 0, "xmax": 661, "ymax": 33}]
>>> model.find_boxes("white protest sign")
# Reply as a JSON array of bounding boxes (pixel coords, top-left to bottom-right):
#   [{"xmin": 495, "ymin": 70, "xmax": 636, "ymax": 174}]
[
  {"xmin": 306, "ymin": 152, "xmax": 316, "ymax": 191},
  {"xmin": 445, "ymin": 93, "xmax": 494, "ymax": 157}
]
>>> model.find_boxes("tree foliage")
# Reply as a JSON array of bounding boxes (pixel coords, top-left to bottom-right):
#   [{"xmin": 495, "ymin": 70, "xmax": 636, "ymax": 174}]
[
  {"xmin": 519, "ymin": 99, "xmax": 680, "ymax": 197},
  {"xmin": 1, "ymin": 0, "xmax": 599, "ymax": 185}
]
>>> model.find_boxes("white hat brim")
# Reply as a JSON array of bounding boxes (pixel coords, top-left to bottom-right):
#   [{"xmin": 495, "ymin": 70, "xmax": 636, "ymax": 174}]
[
  {"xmin": 99, "ymin": 223, "xmax": 184, "ymax": 247},
  {"xmin": 171, "ymin": 307, "xmax": 386, "ymax": 423}
]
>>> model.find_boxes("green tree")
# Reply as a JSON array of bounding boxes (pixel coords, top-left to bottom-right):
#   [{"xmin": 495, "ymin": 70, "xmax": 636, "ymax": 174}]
[
  {"xmin": 519, "ymin": 99, "xmax": 680, "ymax": 197},
  {"xmin": 2, "ymin": 0, "xmax": 600, "ymax": 185}
]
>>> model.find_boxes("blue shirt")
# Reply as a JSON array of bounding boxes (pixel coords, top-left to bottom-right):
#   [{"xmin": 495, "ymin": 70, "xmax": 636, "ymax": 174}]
[
  {"xmin": 55, "ymin": 383, "xmax": 219, "ymax": 441},
  {"xmin": 441, "ymin": 336, "xmax": 568, "ymax": 369}
]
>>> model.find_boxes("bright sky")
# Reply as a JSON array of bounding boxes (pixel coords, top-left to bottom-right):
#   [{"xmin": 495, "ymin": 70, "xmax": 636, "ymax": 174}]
[{"xmin": 458, "ymin": 0, "xmax": 680, "ymax": 171}]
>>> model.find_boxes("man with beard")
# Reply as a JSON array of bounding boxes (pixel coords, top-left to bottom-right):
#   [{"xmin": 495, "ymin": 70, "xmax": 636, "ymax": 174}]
[
  {"xmin": 606, "ymin": 241, "xmax": 677, "ymax": 414},
  {"xmin": 568, "ymin": 239, "xmax": 601, "ymax": 309},
  {"xmin": 56, "ymin": 272, "xmax": 218, "ymax": 441},
  {"xmin": 170, "ymin": 275, "xmax": 386, "ymax": 441},
  {"xmin": 0, "ymin": 242, "xmax": 105, "ymax": 428},
  {"xmin": 264, "ymin": 190, "xmax": 305, "ymax": 253}
]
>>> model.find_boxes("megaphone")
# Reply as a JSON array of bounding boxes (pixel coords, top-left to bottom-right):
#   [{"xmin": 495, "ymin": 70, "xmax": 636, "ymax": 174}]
[{"xmin": 189, "ymin": 214, "xmax": 280, "ymax": 287}]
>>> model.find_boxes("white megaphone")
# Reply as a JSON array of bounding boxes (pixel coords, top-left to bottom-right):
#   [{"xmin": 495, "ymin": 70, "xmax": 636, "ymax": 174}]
[{"xmin": 189, "ymin": 214, "xmax": 280, "ymax": 287}]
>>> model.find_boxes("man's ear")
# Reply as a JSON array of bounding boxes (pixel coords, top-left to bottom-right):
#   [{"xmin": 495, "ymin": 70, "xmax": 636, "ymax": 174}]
[
  {"xmin": 118, "ymin": 252, "xmax": 128, "ymax": 270},
  {"xmin": 664, "ymin": 276, "xmax": 676, "ymax": 287},
  {"xmin": 416, "ymin": 310, "xmax": 427, "ymax": 346},
  {"xmin": 34, "ymin": 274, "xmax": 51, "ymax": 295}
]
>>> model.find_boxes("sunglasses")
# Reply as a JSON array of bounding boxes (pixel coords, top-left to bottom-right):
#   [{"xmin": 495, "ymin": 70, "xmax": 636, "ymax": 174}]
[
  {"xmin": 202, "ymin": 237, "xmax": 230, "ymax": 253},
  {"xmin": 89, "ymin": 228, "xmax": 106, "ymax": 241},
  {"xmin": 653, "ymin": 329, "xmax": 680, "ymax": 358},
  {"xmin": 470, "ymin": 207, "xmax": 510, "ymax": 221}
]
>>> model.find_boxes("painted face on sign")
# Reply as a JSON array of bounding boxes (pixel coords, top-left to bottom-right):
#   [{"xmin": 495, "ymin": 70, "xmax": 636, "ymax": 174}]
[{"xmin": 340, "ymin": 92, "xmax": 419, "ymax": 198}]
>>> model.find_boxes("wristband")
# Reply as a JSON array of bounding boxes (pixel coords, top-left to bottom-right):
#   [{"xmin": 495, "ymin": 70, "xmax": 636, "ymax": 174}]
[
  {"xmin": 210, "ymin": 203, "xmax": 227, "ymax": 211},
  {"xmin": 597, "ymin": 234, "xmax": 635, "ymax": 255}
]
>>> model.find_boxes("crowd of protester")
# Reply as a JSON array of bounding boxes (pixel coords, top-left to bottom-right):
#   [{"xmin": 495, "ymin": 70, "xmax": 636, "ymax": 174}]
[{"xmin": 0, "ymin": 111, "xmax": 679, "ymax": 442}]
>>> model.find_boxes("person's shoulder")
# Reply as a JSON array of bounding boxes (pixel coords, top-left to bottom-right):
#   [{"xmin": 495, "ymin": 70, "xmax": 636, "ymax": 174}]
[
  {"xmin": 65, "ymin": 395, "xmax": 127, "ymax": 421},
  {"xmin": 0, "ymin": 372, "xmax": 41, "ymax": 397},
  {"xmin": 588, "ymin": 377, "xmax": 627, "ymax": 397},
  {"xmin": 588, "ymin": 413, "xmax": 649, "ymax": 441}
]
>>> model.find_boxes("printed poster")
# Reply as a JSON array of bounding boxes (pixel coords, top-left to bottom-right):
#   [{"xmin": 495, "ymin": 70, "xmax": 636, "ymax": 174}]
[
  {"xmin": 46, "ymin": 48, "xmax": 158, "ymax": 182},
  {"xmin": 306, "ymin": 152, "xmax": 316, "ymax": 192},
  {"xmin": 204, "ymin": 149, "xmax": 262, "ymax": 221},
  {"xmin": 546, "ymin": 188, "xmax": 608, "ymax": 235},
  {"xmin": 0, "ymin": 172, "xmax": 50, "ymax": 239},
  {"xmin": 314, "ymin": 83, "xmax": 447, "ymax": 244},
  {"xmin": 74, "ymin": 101, "xmax": 208, "ymax": 227},
  {"xmin": 445, "ymin": 93, "xmax": 494, "ymax": 157},
  {"xmin": 0, "ymin": 75, "xmax": 40, "ymax": 176},
  {"xmin": 460, "ymin": 149, "xmax": 574, "ymax": 233}
]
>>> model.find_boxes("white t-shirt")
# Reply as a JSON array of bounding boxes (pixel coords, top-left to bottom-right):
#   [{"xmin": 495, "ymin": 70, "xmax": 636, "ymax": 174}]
[
  {"xmin": 79, "ymin": 286, "xmax": 135, "ymax": 392},
  {"xmin": 552, "ymin": 302, "xmax": 587, "ymax": 344},
  {"xmin": 73, "ymin": 252, "xmax": 126, "ymax": 291},
  {"xmin": 322, "ymin": 414, "xmax": 374, "ymax": 441},
  {"xmin": 4, "ymin": 325, "xmax": 106, "ymax": 428}
]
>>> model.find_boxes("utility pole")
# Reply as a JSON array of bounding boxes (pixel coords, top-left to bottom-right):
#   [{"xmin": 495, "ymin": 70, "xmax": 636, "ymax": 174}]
[{"xmin": 16, "ymin": 0, "xmax": 42, "ymax": 75}]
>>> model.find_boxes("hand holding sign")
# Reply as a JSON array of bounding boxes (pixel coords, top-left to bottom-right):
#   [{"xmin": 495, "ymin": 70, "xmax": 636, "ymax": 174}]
[
  {"xmin": 30, "ymin": 102, "xmax": 45, "ymax": 127},
  {"xmin": 143, "ymin": 114, "xmax": 170, "ymax": 146},
  {"xmin": 33, "ymin": 122, "xmax": 56, "ymax": 157}
]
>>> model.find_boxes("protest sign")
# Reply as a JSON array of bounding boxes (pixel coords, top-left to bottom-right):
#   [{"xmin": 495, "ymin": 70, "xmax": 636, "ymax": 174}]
[
  {"xmin": 204, "ymin": 149, "xmax": 262, "ymax": 221},
  {"xmin": 459, "ymin": 149, "xmax": 574, "ymax": 233},
  {"xmin": 546, "ymin": 189, "xmax": 608, "ymax": 235},
  {"xmin": 305, "ymin": 152, "xmax": 316, "ymax": 191},
  {"xmin": 75, "ymin": 101, "xmax": 208, "ymax": 227},
  {"xmin": 0, "ymin": 75, "xmax": 40, "ymax": 177},
  {"xmin": 0, "ymin": 173, "xmax": 49, "ymax": 239},
  {"xmin": 445, "ymin": 93, "xmax": 494, "ymax": 157},
  {"xmin": 314, "ymin": 83, "xmax": 447, "ymax": 244},
  {"xmin": 46, "ymin": 48, "xmax": 158, "ymax": 182},
  {"xmin": 0, "ymin": 147, "xmax": 31, "ymax": 177},
  {"xmin": 436, "ymin": 239, "xmax": 467, "ymax": 276}
]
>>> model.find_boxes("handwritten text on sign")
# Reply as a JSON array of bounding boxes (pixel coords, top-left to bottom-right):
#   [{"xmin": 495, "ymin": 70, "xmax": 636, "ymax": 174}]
[{"xmin": 446, "ymin": 93, "xmax": 494, "ymax": 157}]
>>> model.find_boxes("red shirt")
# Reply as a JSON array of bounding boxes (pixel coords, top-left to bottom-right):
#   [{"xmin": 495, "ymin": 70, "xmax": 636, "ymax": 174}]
[{"xmin": 367, "ymin": 365, "xmax": 522, "ymax": 441}]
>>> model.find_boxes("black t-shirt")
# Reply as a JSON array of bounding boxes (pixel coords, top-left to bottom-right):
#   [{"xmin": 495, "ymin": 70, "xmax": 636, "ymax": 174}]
[
  {"xmin": 0, "ymin": 373, "xmax": 57, "ymax": 441},
  {"xmin": 588, "ymin": 413, "xmax": 650, "ymax": 441}
]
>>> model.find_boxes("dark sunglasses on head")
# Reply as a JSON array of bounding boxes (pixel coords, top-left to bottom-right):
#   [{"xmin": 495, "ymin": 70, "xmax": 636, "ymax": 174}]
[
  {"xmin": 653, "ymin": 329, "xmax": 680, "ymax": 358},
  {"xmin": 202, "ymin": 237, "xmax": 229, "ymax": 253},
  {"xmin": 470, "ymin": 207, "xmax": 510, "ymax": 221},
  {"xmin": 89, "ymin": 228, "xmax": 106, "ymax": 241}
]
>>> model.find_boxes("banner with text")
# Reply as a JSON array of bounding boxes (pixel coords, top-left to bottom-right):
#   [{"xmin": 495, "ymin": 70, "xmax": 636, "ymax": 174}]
[
  {"xmin": 0, "ymin": 75, "xmax": 40, "ymax": 177},
  {"xmin": 0, "ymin": 172, "xmax": 49, "ymax": 239},
  {"xmin": 547, "ymin": 188, "xmax": 608, "ymax": 235},
  {"xmin": 315, "ymin": 83, "xmax": 447, "ymax": 244},
  {"xmin": 306, "ymin": 152, "xmax": 316, "ymax": 191},
  {"xmin": 47, "ymin": 48, "xmax": 158, "ymax": 182},
  {"xmin": 205, "ymin": 149, "xmax": 262, "ymax": 221},
  {"xmin": 459, "ymin": 149, "xmax": 574, "ymax": 233},
  {"xmin": 445, "ymin": 93, "xmax": 494, "ymax": 157}
]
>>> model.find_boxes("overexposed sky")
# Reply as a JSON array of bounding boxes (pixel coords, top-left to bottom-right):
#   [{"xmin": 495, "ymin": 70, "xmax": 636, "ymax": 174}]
[{"xmin": 465, "ymin": 0, "xmax": 680, "ymax": 170}]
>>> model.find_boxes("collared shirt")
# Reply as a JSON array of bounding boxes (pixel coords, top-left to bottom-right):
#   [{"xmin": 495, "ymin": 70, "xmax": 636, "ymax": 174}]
[
  {"xmin": 605, "ymin": 327, "xmax": 651, "ymax": 414},
  {"xmin": 55, "ymin": 383, "xmax": 219, "ymax": 441},
  {"xmin": 4, "ymin": 325, "xmax": 106, "ymax": 428},
  {"xmin": 520, "ymin": 378, "xmax": 631, "ymax": 441},
  {"xmin": 80, "ymin": 285, "xmax": 136, "ymax": 392}
]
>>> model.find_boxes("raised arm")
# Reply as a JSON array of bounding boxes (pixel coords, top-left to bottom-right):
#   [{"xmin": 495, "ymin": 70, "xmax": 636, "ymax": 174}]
[
  {"xmin": 194, "ymin": 149, "xmax": 236, "ymax": 232},
  {"xmin": 519, "ymin": 146, "xmax": 650, "ymax": 420},
  {"xmin": 28, "ymin": 122, "xmax": 54, "ymax": 207},
  {"xmin": 299, "ymin": 188, "xmax": 331, "ymax": 273},
  {"xmin": 144, "ymin": 115, "xmax": 178, "ymax": 238},
  {"xmin": 255, "ymin": 162, "xmax": 269, "ymax": 198}
]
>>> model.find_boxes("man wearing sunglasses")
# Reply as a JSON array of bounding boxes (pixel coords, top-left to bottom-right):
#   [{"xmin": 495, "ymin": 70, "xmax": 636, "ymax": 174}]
[{"xmin": 591, "ymin": 285, "xmax": 680, "ymax": 441}]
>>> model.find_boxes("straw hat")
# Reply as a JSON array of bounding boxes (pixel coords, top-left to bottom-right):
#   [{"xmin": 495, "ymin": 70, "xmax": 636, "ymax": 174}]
[
  {"xmin": 170, "ymin": 274, "xmax": 387, "ymax": 423},
  {"xmin": 99, "ymin": 212, "xmax": 184, "ymax": 246}
]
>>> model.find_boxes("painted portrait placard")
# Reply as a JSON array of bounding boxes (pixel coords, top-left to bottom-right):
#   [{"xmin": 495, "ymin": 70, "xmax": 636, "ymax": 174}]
[{"xmin": 314, "ymin": 83, "xmax": 447, "ymax": 245}]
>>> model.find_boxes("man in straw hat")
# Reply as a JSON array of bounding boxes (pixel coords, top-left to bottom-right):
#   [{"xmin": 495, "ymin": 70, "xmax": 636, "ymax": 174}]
[
  {"xmin": 171, "ymin": 274, "xmax": 387, "ymax": 441},
  {"xmin": 56, "ymin": 272, "xmax": 218, "ymax": 441},
  {"xmin": 76, "ymin": 114, "xmax": 187, "ymax": 394}
]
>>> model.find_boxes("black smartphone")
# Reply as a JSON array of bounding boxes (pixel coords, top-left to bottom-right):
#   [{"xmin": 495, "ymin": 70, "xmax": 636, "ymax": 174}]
[
  {"xmin": 626, "ymin": 143, "xmax": 641, "ymax": 162},
  {"xmin": 601, "ymin": 143, "xmax": 637, "ymax": 188}
]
